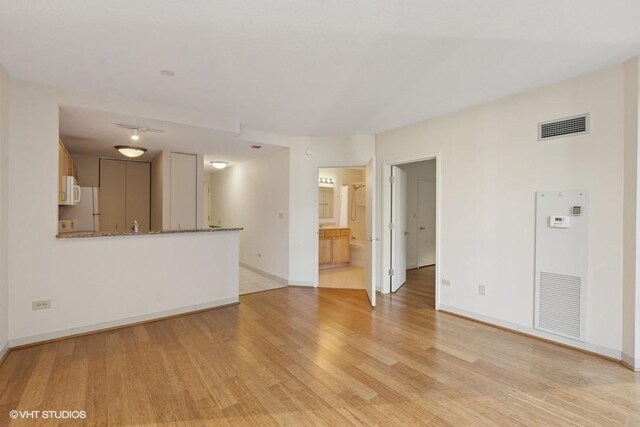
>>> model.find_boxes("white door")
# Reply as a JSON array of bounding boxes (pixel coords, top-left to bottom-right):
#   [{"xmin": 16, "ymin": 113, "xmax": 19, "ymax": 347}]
[
  {"xmin": 417, "ymin": 178, "xmax": 437, "ymax": 267},
  {"xmin": 365, "ymin": 157, "xmax": 377, "ymax": 307},
  {"xmin": 391, "ymin": 166, "xmax": 407, "ymax": 292}
]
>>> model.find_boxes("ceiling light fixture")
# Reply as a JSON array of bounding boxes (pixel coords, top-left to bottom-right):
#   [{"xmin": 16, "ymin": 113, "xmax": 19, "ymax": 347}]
[
  {"xmin": 115, "ymin": 145, "xmax": 147, "ymax": 158},
  {"xmin": 251, "ymin": 145, "xmax": 262, "ymax": 149},
  {"xmin": 210, "ymin": 161, "xmax": 228, "ymax": 170},
  {"xmin": 130, "ymin": 129, "xmax": 140, "ymax": 141},
  {"xmin": 160, "ymin": 69, "xmax": 176, "ymax": 77}
]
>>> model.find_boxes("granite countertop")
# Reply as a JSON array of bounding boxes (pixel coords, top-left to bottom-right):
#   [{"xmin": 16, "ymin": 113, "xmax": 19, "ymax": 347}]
[{"xmin": 57, "ymin": 227, "xmax": 243, "ymax": 239}]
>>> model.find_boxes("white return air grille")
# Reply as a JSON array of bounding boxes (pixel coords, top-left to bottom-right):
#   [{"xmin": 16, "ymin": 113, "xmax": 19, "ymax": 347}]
[
  {"xmin": 538, "ymin": 114, "xmax": 589, "ymax": 141},
  {"xmin": 537, "ymin": 272, "xmax": 582, "ymax": 339}
]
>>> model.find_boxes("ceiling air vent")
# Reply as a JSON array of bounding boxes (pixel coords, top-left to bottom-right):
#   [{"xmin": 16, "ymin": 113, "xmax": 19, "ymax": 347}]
[{"xmin": 538, "ymin": 114, "xmax": 589, "ymax": 141}]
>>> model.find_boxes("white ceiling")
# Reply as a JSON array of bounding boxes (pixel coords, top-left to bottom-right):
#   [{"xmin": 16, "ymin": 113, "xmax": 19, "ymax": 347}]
[
  {"xmin": 59, "ymin": 106, "xmax": 284, "ymax": 170},
  {"xmin": 3, "ymin": 1, "xmax": 640, "ymax": 135}
]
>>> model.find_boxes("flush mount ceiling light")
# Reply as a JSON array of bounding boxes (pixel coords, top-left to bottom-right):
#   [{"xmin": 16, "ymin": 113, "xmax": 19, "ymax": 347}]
[
  {"xmin": 250, "ymin": 145, "xmax": 262, "ymax": 149},
  {"xmin": 210, "ymin": 161, "xmax": 228, "ymax": 169},
  {"xmin": 159, "ymin": 69, "xmax": 176, "ymax": 77},
  {"xmin": 115, "ymin": 145, "xmax": 147, "ymax": 158}
]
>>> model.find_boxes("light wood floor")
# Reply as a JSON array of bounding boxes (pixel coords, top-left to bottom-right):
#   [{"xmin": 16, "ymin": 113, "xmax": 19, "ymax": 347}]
[{"xmin": 1, "ymin": 267, "xmax": 639, "ymax": 426}]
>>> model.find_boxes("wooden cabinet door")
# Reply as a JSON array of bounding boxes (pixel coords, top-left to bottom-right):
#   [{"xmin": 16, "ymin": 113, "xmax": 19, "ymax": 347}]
[
  {"xmin": 332, "ymin": 236, "xmax": 351, "ymax": 263},
  {"xmin": 126, "ymin": 161, "xmax": 151, "ymax": 232},
  {"xmin": 170, "ymin": 153, "xmax": 197, "ymax": 230},
  {"xmin": 319, "ymin": 237, "xmax": 333, "ymax": 265},
  {"xmin": 99, "ymin": 159, "xmax": 126, "ymax": 232},
  {"xmin": 58, "ymin": 143, "xmax": 66, "ymax": 204}
]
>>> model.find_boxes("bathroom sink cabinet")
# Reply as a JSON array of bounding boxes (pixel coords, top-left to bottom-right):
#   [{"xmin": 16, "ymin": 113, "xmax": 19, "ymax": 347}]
[{"xmin": 319, "ymin": 228, "xmax": 351, "ymax": 268}]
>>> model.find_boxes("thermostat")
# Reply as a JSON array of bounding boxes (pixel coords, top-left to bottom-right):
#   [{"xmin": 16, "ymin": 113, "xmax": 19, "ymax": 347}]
[{"xmin": 549, "ymin": 216, "xmax": 570, "ymax": 228}]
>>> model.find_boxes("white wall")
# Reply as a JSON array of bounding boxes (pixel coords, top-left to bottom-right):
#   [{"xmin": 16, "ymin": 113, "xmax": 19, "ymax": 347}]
[
  {"xmin": 210, "ymin": 149, "xmax": 290, "ymax": 280},
  {"xmin": 0, "ymin": 65, "xmax": 9, "ymax": 358},
  {"xmin": 377, "ymin": 64, "xmax": 625, "ymax": 358},
  {"xmin": 5, "ymin": 77, "xmax": 241, "ymax": 344},
  {"xmin": 398, "ymin": 160, "xmax": 436, "ymax": 268}
]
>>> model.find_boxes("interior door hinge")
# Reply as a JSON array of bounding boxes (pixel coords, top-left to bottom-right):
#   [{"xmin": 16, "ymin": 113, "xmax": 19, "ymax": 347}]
[
  {"xmin": 388, "ymin": 268, "xmax": 395, "ymax": 276},
  {"xmin": 389, "ymin": 176, "xmax": 395, "ymax": 184},
  {"xmin": 388, "ymin": 222, "xmax": 395, "ymax": 230}
]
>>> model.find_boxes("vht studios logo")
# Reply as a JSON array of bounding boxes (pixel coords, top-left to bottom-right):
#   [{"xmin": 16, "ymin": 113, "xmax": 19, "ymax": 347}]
[{"xmin": 9, "ymin": 410, "xmax": 87, "ymax": 420}]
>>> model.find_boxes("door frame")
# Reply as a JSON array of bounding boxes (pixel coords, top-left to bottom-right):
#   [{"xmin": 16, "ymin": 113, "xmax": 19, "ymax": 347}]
[
  {"xmin": 380, "ymin": 153, "xmax": 442, "ymax": 309},
  {"xmin": 314, "ymin": 165, "xmax": 367, "ymax": 289}
]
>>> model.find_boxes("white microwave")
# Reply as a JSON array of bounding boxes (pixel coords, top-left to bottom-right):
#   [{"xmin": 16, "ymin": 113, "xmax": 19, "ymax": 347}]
[{"xmin": 60, "ymin": 176, "xmax": 81, "ymax": 206}]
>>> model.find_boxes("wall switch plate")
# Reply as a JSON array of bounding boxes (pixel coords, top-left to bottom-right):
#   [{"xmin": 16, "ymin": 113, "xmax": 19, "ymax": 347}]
[
  {"xmin": 478, "ymin": 285, "xmax": 486, "ymax": 296},
  {"xmin": 32, "ymin": 300, "xmax": 51, "ymax": 310},
  {"xmin": 278, "ymin": 212, "xmax": 284, "ymax": 219},
  {"xmin": 441, "ymin": 279, "xmax": 451, "ymax": 287}
]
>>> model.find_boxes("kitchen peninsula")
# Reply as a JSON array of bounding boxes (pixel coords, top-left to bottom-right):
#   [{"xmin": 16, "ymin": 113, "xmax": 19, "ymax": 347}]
[{"xmin": 10, "ymin": 227, "xmax": 244, "ymax": 347}]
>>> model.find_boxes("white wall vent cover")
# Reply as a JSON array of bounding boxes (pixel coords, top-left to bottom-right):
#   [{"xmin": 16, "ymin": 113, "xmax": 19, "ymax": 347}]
[
  {"xmin": 538, "ymin": 272, "xmax": 581, "ymax": 338},
  {"xmin": 538, "ymin": 114, "xmax": 589, "ymax": 141},
  {"xmin": 534, "ymin": 191, "xmax": 589, "ymax": 341}
]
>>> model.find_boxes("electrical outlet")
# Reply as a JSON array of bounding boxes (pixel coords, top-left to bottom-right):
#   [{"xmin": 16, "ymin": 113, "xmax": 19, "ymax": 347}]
[
  {"xmin": 478, "ymin": 285, "xmax": 486, "ymax": 296},
  {"xmin": 32, "ymin": 299, "xmax": 51, "ymax": 310},
  {"xmin": 441, "ymin": 279, "xmax": 451, "ymax": 287}
]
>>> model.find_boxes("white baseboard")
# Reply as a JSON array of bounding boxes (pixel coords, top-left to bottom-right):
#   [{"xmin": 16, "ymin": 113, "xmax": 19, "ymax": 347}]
[
  {"xmin": 287, "ymin": 282, "xmax": 315, "ymax": 287},
  {"xmin": 239, "ymin": 262, "xmax": 315, "ymax": 287},
  {"xmin": 621, "ymin": 352, "xmax": 640, "ymax": 371},
  {"xmin": 240, "ymin": 262, "xmax": 289, "ymax": 285},
  {"xmin": 0, "ymin": 341, "xmax": 8, "ymax": 363},
  {"xmin": 439, "ymin": 304, "xmax": 621, "ymax": 361},
  {"xmin": 9, "ymin": 297, "xmax": 239, "ymax": 348}
]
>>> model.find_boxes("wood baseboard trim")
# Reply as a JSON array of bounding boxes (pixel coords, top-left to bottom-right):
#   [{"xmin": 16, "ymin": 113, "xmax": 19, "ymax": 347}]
[
  {"xmin": 438, "ymin": 307, "xmax": 622, "ymax": 365},
  {"xmin": 8, "ymin": 300, "xmax": 240, "ymax": 353}
]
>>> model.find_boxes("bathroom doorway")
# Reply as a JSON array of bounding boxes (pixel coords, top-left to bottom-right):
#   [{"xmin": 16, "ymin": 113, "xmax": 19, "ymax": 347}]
[{"xmin": 317, "ymin": 167, "xmax": 367, "ymax": 289}]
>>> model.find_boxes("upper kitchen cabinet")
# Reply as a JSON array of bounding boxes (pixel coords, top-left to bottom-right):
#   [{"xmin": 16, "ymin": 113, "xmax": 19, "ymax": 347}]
[
  {"xmin": 170, "ymin": 152, "xmax": 197, "ymax": 230},
  {"xmin": 58, "ymin": 140, "xmax": 78, "ymax": 205}
]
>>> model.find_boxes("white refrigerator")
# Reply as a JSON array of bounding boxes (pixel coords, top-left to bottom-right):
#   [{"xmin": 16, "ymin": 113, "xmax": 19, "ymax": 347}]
[{"xmin": 59, "ymin": 187, "xmax": 100, "ymax": 232}]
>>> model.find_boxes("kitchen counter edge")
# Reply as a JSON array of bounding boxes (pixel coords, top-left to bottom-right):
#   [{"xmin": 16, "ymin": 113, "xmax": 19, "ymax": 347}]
[{"xmin": 57, "ymin": 228, "xmax": 243, "ymax": 239}]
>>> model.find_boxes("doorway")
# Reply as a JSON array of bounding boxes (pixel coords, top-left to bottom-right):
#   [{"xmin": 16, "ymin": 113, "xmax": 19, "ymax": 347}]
[
  {"xmin": 317, "ymin": 167, "xmax": 367, "ymax": 290},
  {"xmin": 385, "ymin": 158, "xmax": 438, "ymax": 307}
]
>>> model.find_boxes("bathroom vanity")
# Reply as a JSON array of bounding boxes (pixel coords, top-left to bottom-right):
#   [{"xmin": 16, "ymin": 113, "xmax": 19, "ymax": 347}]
[{"xmin": 319, "ymin": 227, "xmax": 351, "ymax": 268}]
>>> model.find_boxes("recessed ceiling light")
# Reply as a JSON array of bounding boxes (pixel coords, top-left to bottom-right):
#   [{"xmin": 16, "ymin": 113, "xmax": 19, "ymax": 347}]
[
  {"xmin": 160, "ymin": 70, "xmax": 175, "ymax": 77},
  {"xmin": 251, "ymin": 145, "xmax": 262, "ymax": 149},
  {"xmin": 115, "ymin": 145, "xmax": 147, "ymax": 158},
  {"xmin": 210, "ymin": 161, "xmax": 228, "ymax": 170}
]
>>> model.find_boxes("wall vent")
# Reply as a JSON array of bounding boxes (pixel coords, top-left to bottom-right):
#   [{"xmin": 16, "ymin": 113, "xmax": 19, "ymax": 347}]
[
  {"xmin": 537, "ymin": 272, "xmax": 582, "ymax": 339},
  {"xmin": 538, "ymin": 114, "xmax": 589, "ymax": 141}
]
